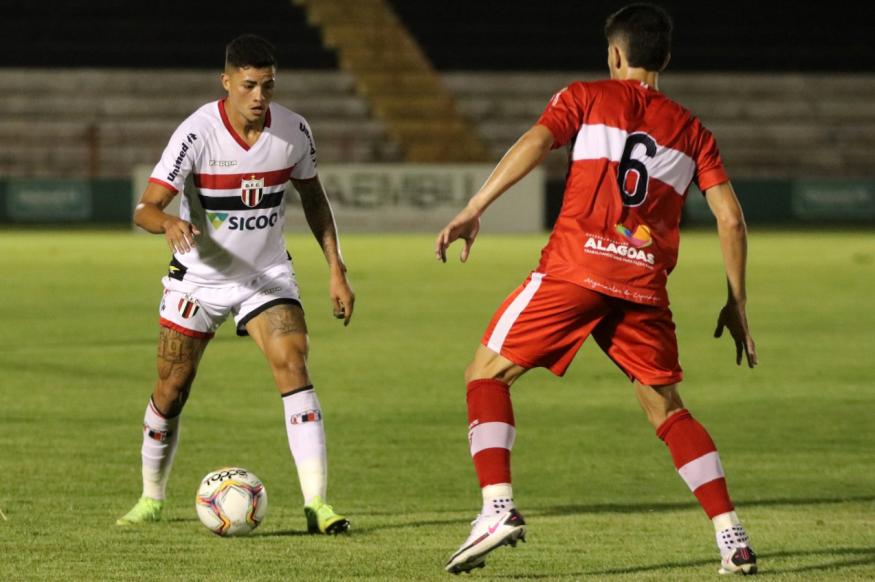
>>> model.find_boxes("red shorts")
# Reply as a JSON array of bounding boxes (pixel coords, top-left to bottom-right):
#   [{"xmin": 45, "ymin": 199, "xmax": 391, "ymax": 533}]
[{"xmin": 482, "ymin": 272, "xmax": 683, "ymax": 385}]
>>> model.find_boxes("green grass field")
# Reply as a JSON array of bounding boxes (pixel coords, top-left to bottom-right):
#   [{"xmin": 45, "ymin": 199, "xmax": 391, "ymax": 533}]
[{"xmin": 0, "ymin": 229, "xmax": 873, "ymax": 580}]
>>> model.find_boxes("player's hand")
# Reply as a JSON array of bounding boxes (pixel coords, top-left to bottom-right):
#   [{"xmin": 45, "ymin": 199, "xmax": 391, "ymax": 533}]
[
  {"xmin": 714, "ymin": 302, "xmax": 757, "ymax": 368},
  {"xmin": 435, "ymin": 206, "xmax": 481, "ymax": 263},
  {"xmin": 329, "ymin": 267, "xmax": 355, "ymax": 326},
  {"xmin": 162, "ymin": 217, "xmax": 201, "ymax": 254}
]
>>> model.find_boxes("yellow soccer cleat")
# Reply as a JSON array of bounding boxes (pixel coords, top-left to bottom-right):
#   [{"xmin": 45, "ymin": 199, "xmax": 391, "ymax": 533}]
[
  {"xmin": 116, "ymin": 496, "xmax": 164, "ymax": 526},
  {"xmin": 304, "ymin": 496, "xmax": 349, "ymax": 535}
]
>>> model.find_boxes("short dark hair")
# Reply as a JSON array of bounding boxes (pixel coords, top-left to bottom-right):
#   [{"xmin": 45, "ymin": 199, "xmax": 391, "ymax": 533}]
[
  {"xmin": 604, "ymin": 3, "xmax": 673, "ymax": 71},
  {"xmin": 225, "ymin": 34, "xmax": 277, "ymax": 69}
]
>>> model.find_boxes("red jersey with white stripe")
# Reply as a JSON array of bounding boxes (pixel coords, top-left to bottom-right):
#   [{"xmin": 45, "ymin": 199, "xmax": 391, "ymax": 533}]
[
  {"xmin": 536, "ymin": 80, "xmax": 728, "ymax": 306},
  {"xmin": 149, "ymin": 99, "xmax": 317, "ymax": 285}
]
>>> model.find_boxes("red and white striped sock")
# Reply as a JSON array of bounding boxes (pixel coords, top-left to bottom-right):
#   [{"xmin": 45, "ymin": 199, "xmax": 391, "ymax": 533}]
[
  {"xmin": 467, "ymin": 379, "xmax": 516, "ymax": 514},
  {"xmin": 657, "ymin": 409, "xmax": 734, "ymax": 519}
]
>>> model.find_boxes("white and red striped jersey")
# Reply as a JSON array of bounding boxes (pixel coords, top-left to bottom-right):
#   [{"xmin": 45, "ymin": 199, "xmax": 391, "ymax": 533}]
[
  {"xmin": 149, "ymin": 99, "xmax": 317, "ymax": 285},
  {"xmin": 537, "ymin": 80, "xmax": 728, "ymax": 306}
]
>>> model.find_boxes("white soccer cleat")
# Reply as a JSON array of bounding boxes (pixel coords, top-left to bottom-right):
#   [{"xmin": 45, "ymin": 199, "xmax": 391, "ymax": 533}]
[
  {"xmin": 717, "ymin": 524, "xmax": 757, "ymax": 575},
  {"xmin": 445, "ymin": 509, "xmax": 526, "ymax": 574}
]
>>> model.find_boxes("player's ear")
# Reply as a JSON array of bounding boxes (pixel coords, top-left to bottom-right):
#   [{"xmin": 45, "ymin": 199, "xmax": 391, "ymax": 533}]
[
  {"xmin": 607, "ymin": 43, "xmax": 623, "ymax": 73},
  {"xmin": 220, "ymin": 71, "xmax": 231, "ymax": 92}
]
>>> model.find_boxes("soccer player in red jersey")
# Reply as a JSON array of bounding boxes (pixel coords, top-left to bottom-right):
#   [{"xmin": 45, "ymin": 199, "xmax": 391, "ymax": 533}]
[
  {"xmin": 116, "ymin": 35, "xmax": 353, "ymax": 535},
  {"xmin": 437, "ymin": 4, "xmax": 758, "ymax": 576}
]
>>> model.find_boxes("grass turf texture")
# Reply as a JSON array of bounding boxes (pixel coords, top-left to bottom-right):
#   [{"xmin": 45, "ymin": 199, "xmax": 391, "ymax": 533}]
[{"xmin": 0, "ymin": 229, "xmax": 873, "ymax": 581}]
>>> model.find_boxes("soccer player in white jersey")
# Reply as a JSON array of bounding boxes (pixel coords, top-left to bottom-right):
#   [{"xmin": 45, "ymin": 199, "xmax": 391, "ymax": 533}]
[{"xmin": 116, "ymin": 34, "xmax": 354, "ymax": 535}]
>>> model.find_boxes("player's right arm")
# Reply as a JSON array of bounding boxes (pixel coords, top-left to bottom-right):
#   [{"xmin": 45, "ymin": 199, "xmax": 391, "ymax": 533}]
[
  {"xmin": 435, "ymin": 124, "xmax": 554, "ymax": 262},
  {"xmin": 133, "ymin": 183, "xmax": 201, "ymax": 254},
  {"xmin": 705, "ymin": 181, "xmax": 757, "ymax": 368}
]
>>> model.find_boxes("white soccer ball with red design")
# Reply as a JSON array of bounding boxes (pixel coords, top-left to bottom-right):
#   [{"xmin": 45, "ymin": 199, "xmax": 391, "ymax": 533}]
[{"xmin": 195, "ymin": 467, "xmax": 268, "ymax": 536}]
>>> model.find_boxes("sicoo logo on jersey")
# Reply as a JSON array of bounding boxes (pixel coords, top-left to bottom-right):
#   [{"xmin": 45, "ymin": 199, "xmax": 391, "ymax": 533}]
[{"xmin": 207, "ymin": 211, "xmax": 279, "ymax": 231}]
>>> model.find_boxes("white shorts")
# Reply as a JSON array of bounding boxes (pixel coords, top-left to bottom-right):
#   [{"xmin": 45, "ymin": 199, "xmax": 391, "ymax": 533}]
[{"xmin": 158, "ymin": 262, "xmax": 302, "ymax": 339}]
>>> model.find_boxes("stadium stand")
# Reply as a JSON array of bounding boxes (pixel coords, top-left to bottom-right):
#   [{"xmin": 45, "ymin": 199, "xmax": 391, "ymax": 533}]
[
  {"xmin": 0, "ymin": 0, "xmax": 873, "ymax": 181},
  {"xmin": 388, "ymin": 1, "xmax": 875, "ymax": 73},
  {"xmin": 0, "ymin": 69, "xmax": 399, "ymax": 178},
  {"xmin": 0, "ymin": 0, "xmax": 337, "ymax": 69},
  {"xmin": 445, "ymin": 72, "xmax": 875, "ymax": 179}
]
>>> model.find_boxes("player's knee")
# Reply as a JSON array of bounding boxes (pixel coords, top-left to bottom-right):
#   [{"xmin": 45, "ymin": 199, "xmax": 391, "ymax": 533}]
[
  {"xmin": 154, "ymin": 374, "xmax": 194, "ymax": 416},
  {"xmin": 464, "ymin": 360, "xmax": 520, "ymax": 385},
  {"xmin": 464, "ymin": 361, "xmax": 484, "ymax": 383},
  {"xmin": 269, "ymin": 354, "xmax": 310, "ymax": 385}
]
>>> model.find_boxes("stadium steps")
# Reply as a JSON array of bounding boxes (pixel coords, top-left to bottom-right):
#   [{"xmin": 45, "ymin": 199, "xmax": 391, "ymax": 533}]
[
  {"xmin": 294, "ymin": 0, "xmax": 490, "ymax": 163},
  {"xmin": 0, "ymin": 69, "xmax": 400, "ymax": 179},
  {"xmin": 443, "ymin": 72, "xmax": 875, "ymax": 179}
]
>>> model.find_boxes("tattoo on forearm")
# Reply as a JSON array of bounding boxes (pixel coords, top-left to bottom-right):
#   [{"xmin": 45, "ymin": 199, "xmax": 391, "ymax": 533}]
[{"xmin": 296, "ymin": 179, "xmax": 341, "ymax": 262}]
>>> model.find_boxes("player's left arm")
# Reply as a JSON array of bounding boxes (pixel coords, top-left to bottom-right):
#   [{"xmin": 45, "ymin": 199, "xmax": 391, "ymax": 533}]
[
  {"xmin": 435, "ymin": 124, "xmax": 554, "ymax": 262},
  {"xmin": 705, "ymin": 181, "xmax": 757, "ymax": 368},
  {"xmin": 291, "ymin": 175, "xmax": 355, "ymax": 326}
]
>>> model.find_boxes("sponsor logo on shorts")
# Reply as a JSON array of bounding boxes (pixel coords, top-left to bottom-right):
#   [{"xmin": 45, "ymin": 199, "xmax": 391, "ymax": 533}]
[
  {"xmin": 290, "ymin": 410, "xmax": 322, "ymax": 425},
  {"xmin": 615, "ymin": 222, "xmax": 653, "ymax": 248},
  {"xmin": 177, "ymin": 296, "xmax": 200, "ymax": 319},
  {"xmin": 241, "ymin": 175, "xmax": 265, "ymax": 207},
  {"xmin": 260, "ymin": 287, "xmax": 282, "ymax": 296},
  {"xmin": 206, "ymin": 211, "xmax": 279, "ymax": 231},
  {"xmin": 584, "ymin": 235, "xmax": 655, "ymax": 266}
]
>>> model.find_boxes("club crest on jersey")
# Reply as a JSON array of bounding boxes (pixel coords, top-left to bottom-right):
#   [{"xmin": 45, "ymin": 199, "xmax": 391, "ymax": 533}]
[
  {"xmin": 241, "ymin": 175, "xmax": 264, "ymax": 207},
  {"xmin": 177, "ymin": 296, "xmax": 200, "ymax": 319}
]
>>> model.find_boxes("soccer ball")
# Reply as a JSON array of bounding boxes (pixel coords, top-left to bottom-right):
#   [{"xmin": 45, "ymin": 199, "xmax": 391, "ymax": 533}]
[{"xmin": 195, "ymin": 467, "xmax": 268, "ymax": 536}]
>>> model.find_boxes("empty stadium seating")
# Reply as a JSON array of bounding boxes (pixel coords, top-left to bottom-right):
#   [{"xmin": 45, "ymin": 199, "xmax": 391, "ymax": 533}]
[
  {"xmin": 0, "ymin": 69, "xmax": 400, "ymax": 178},
  {"xmin": 1, "ymin": 1, "xmax": 873, "ymax": 181},
  {"xmin": 445, "ymin": 72, "xmax": 875, "ymax": 179}
]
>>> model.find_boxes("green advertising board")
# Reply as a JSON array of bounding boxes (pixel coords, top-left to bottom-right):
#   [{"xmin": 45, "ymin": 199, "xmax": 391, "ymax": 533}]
[
  {"xmin": 793, "ymin": 181, "xmax": 875, "ymax": 220},
  {"xmin": 6, "ymin": 179, "xmax": 92, "ymax": 222}
]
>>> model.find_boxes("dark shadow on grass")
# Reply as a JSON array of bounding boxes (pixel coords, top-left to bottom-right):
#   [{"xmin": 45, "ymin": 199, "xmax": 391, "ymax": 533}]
[
  {"xmin": 582, "ymin": 546, "xmax": 875, "ymax": 577},
  {"xmin": 0, "ymin": 359, "xmax": 138, "ymax": 382},
  {"xmin": 164, "ymin": 517, "xmax": 200, "ymax": 523},
  {"xmin": 533, "ymin": 495, "xmax": 875, "ymax": 517},
  {"xmin": 253, "ymin": 529, "xmax": 312, "ymax": 538},
  {"xmin": 351, "ymin": 517, "xmax": 464, "ymax": 534},
  {"xmin": 0, "ymin": 337, "xmax": 156, "ymax": 352}
]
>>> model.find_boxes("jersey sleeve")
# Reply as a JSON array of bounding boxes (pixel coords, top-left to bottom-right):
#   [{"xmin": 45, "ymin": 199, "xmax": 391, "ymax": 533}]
[
  {"xmin": 692, "ymin": 121, "xmax": 729, "ymax": 192},
  {"xmin": 290, "ymin": 117, "xmax": 318, "ymax": 180},
  {"xmin": 537, "ymin": 83, "xmax": 587, "ymax": 149},
  {"xmin": 149, "ymin": 120, "xmax": 202, "ymax": 193}
]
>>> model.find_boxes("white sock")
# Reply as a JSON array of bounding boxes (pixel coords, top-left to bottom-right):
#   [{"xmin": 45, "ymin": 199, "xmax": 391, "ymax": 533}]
[
  {"xmin": 141, "ymin": 399, "xmax": 180, "ymax": 501},
  {"xmin": 714, "ymin": 511, "xmax": 750, "ymax": 556},
  {"xmin": 282, "ymin": 386, "xmax": 327, "ymax": 505},
  {"xmin": 712, "ymin": 510, "xmax": 741, "ymax": 532},
  {"xmin": 481, "ymin": 483, "xmax": 515, "ymax": 516}
]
